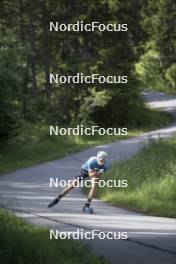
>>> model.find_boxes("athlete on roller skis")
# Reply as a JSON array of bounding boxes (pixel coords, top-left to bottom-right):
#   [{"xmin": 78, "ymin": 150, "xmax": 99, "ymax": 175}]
[{"xmin": 48, "ymin": 151, "xmax": 109, "ymax": 213}]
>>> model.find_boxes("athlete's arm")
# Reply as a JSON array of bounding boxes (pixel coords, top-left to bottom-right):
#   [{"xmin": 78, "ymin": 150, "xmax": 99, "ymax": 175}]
[{"xmin": 88, "ymin": 169, "xmax": 100, "ymax": 177}]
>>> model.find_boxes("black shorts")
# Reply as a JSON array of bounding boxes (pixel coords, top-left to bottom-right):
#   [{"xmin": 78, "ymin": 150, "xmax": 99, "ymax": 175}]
[{"xmin": 75, "ymin": 169, "xmax": 89, "ymax": 182}]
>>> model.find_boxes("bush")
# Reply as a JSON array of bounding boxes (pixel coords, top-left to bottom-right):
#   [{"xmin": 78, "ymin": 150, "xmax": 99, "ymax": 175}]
[
  {"xmin": 0, "ymin": 209, "xmax": 106, "ymax": 264},
  {"xmin": 95, "ymin": 137, "xmax": 176, "ymax": 217},
  {"xmin": 0, "ymin": 37, "xmax": 23, "ymax": 142}
]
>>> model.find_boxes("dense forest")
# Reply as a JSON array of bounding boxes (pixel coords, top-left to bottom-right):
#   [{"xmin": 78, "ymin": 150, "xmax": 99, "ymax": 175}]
[{"xmin": 0, "ymin": 0, "xmax": 175, "ymax": 142}]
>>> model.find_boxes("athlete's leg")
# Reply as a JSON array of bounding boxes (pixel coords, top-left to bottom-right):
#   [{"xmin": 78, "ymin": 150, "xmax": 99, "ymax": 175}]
[
  {"xmin": 48, "ymin": 171, "xmax": 86, "ymax": 208},
  {"xmin": 84, "ymin": 176, "xmax": 99, "ymax": 207},
  {"xmin": 48, "ymin": 178, "xmax": 79, "ymax": 208},
  {"xmin": 57, "ymin": 178, "xmax": 78, "ymax": 198}
]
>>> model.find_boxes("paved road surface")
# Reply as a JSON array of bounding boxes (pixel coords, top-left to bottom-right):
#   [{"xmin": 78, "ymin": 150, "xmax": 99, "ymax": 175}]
[{"xmin": 0, "ymin": 91, "xmax": 176, "ymax": 264}]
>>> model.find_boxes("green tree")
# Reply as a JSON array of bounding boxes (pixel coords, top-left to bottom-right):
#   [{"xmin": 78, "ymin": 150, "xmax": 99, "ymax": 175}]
[
  {"xmin": 0, "ymin": 0, "xmax": 150, "ymax": 131},
  {"xmin": 141, "ymin": 0, "xmax": 176, "ymax": 91},
  {"xmin": 0, "ymin": 34, "xmax": 23, "ymax": 141}
]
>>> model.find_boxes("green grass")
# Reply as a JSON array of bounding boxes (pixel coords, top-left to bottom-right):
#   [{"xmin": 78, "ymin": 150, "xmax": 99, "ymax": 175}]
[
  {"xmin": 0, "ymin": 108, "xmax": 171, "ymax": 175},
  {"xmin": 0, "ymin": 209, "xmax": 106, "ymax": 264},
  {"xmin": 147, "ymin": 87, "xmax": 176, "ymax": 95},
  {"xmin": 95, "ymin": 137, "xmax": 176, "ymax": 218}
]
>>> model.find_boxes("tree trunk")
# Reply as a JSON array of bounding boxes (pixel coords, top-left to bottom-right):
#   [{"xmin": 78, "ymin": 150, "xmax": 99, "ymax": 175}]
[
  {"xmin": 41, "ymin": 0, "xmax": 51, "ymax": 103},
  {"xmin": 28, "ymin": 3, "xmax": 38, "ymax": 99},
  {"xmin": 18, "ymin": 0, "xmax": 28, "ymax": 117}
]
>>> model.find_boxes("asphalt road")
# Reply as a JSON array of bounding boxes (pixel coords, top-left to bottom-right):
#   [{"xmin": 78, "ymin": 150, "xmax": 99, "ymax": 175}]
[{"xmin": 0, "ymin": 91, "xmax": 176, "ymax": 264}]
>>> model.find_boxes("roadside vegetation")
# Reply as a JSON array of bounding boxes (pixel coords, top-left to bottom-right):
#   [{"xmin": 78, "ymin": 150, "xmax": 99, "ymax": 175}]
[
  {"xmin": 0, "ymin": 108, "xmax": 171, "ymax": 174},
  {"xmin": 0, "ymin": 209, "xmax": 106, "ymax": 264},
  {"xmin": 96, "ymin": 136, "xmax": 176, "ymax": 218}
]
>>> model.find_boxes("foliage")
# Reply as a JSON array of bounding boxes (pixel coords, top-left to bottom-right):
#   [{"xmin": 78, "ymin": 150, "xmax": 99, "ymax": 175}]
[
  {"xmin": 0, "ymin": 110, "xmax": 170, "ymax": 174},
  {"xmin": 0, "ymin": 34, "xmax": 24, "ymax": 142},
  {"xmin": 0, "ymin": 209, "xmax": 106, "ymax": 264},
  {"xmin": 138, "ymin": 0, "xmax": 176, "ymax": 92},
  {"xmin": 95, "ymin": 137, "xmax": 176, "ymax": 217},
  {"xmin": 165, "ymin": 63, "xmax": 176, "ymax": 90},
  {"xmin": 0, "ymin": 0, "xmax": 147, "ymax": 136},
  {"xmin": 0, "ymin": 0, "xmax": 175, "ymax": 142}
]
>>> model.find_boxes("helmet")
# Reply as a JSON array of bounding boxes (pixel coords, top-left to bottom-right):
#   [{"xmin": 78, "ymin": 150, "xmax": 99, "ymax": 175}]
[{"xmin": 97, "ymin": 151, "xmax": 108, "ymax": 160}]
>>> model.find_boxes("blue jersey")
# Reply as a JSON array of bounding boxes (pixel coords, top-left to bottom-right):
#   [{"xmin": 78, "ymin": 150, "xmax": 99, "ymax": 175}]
[{"xmin": 81, "ymin": 156, "xmax": 109, "ymax": 173}]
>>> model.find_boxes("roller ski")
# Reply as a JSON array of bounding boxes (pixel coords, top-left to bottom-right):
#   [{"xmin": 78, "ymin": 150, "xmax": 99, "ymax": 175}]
[{"xmin": 82, "ymin": 203, "xmax": 94, "ymax": 214}]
